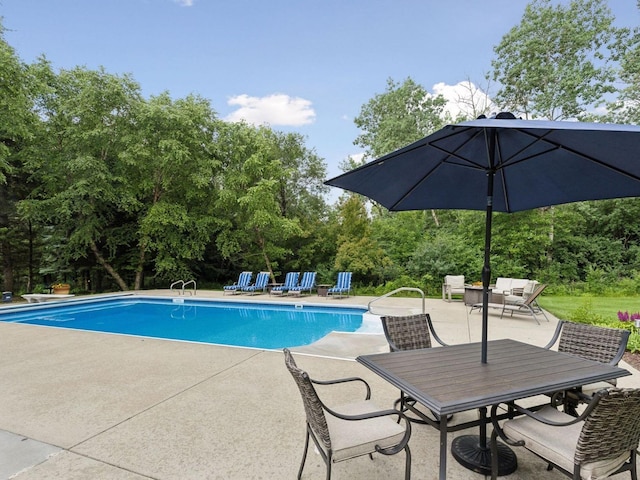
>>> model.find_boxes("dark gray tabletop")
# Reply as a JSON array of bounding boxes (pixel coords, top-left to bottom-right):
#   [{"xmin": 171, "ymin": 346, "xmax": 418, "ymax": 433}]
[{"xmin": 357, "ymin": 338, "xmax": 630, "ymax": 415}]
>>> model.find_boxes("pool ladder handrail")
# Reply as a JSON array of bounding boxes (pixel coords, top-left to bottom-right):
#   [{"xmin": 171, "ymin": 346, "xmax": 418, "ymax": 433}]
[
  {"xmin": 367, "ymin": 287, "xmax": 425, "ymax": 315},
  {"xmin": 170, "ymin": 279, "xmax": 197, "ymax": 296}
]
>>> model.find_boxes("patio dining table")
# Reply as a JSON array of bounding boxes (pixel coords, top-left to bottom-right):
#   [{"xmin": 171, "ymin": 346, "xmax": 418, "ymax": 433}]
[{"xmin": 357, "ymin": 338, "xmax": 630, "ymax": 480}]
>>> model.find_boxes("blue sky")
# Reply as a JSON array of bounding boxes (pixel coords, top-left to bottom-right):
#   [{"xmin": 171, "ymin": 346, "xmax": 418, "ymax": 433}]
[{"xmin": 1, "ymin": 1, "xmax": 638, "ymax": 182}]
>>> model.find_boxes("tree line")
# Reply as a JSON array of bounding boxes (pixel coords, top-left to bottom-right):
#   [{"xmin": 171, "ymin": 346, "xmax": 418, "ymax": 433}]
[{"xmin": 2, "ymin": 0, "xmax": 640, "ymax": 296}]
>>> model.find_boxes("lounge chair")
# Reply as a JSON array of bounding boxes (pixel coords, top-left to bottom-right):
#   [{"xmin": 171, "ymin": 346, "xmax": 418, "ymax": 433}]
[
  {"xmin": 283, "ymin": 348, "xmax": 412, "ymax": 480},
  {"xmin": 288, "ymin": 271, "xmax": 316, "ymax": 295},
  {"xmin": 223, "ymin": 271, "xmax": 252, "ymax": 295},
  {"xmin": 270, "ymin": 272, "xmax": 300, "ymax": 296},
  {"xmin": 471, "ymin": 283, "xmax": 549, "ymax": 324},
  {"xmin": 327, "ymin": 272, "xmax": 352, "ymax": 298},
  {"xmin": 242, "ymin": 271, "xmax": 270, "ymax": 295}
]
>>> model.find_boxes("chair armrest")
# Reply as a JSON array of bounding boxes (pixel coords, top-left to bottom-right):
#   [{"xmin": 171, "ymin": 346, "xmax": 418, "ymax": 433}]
[
  {"xmin": 542, "ymin": 320, "xmax": 566, "ymax": 350},
  {"xmin": 311, "ymin": 376, "xmax": 372, "ymax": 400},
  {"xmin": 426, "ymin": 314, "xmax": 449, "ymax": 347},
  {"xmin": 490, "ymin": 391, "xmax": 604, "ymax": 444}
]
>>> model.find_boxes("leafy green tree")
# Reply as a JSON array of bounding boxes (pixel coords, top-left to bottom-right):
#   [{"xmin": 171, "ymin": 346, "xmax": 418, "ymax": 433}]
[
  {"xmin": 334, "ymin": 196, "xmax": 389, "ymax": 284},
  {"xmin": 490, "ymin": 0, "xmax": 619, "ymax": 120},
  {"xmin": 20, "ymin": 63, "xmax": 143, "ymax": 290},
  {"xmin": 267, "ymin": 131, "xmax": 330, "ymax": 276},
  {"xmin": 121, "ymin": 92, "xmax": 221, "ymax": 287},
  {"xmin": 0, "ymin": 23, "xmax": 41, "ymax": 291},
  {"xmin": 605, "ymin": 2, "xmax": 640, "ymax": 124},
  {"xmin": 354, "ymin": 77, "xmax": 448, "ymax": 160},
  {"xmin": 215, "ymin": 123, "xmax": 305, "ymax": 280},
  {"xmin": 20, "ymin": 58, "xmax": 223, "ymax": 291}
]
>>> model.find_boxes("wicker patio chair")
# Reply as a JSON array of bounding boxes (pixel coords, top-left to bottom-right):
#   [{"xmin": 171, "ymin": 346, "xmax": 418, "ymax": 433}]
[
  {"xmin": 283, "ymin": 348, "xmax": 412, "ymax": 480},
  {"xmin": 544, "ymin": 320, "xmax": 630, "ymax": 413},
  {"xmin": 381, "ymin": 314, "xmax": 450, "ymax": 424},
  {"xmin": 490, "ymin": 388, "xmax": 640, "ymax": 480}
]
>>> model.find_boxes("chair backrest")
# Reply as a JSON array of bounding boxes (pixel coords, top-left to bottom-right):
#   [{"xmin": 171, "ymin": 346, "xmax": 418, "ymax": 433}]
[
  {"xmin": 522, "ymin": 280, "xmax": 538, "ymax": 297},
  {"xmin": 283, "ymin": 348, "xmax": 331, "ymax": 450},
  {"xmin": 254, "ymin": 272, "xmax": 270, "ymax": 287},
  {"xmin": 238, "ymin": 271, "xmax": 252, "ymax": 286},
  {"xmin": 339, "ymin": 272, "xmax": 352, "ymax": 289},
  {"xmin": 493, "ymin": 277, "xmax": 511, "ymax": 292},
  {"xmin": 554, "ymin": 320, "xmax": 629, "ymax": 366},
  {"xmin": 381, "ymin": 314, "xmax": 434, "ymax": 351},
  {"xmin": 575, "ymin": 388, "xmax": 640, "ymax": 466},
  {"xmin": 444, "ymin": 275, "xmax": 465, "ymax": 288},
  {"xmin": 283, "ymin": 272, "xmax": 299, "ymax": 288},
  {"xmin": 522, "ymin": 283, "xmax": 547, "ymax": 305},
  {"xmin": 299, "ymin": 271, "xmax": 316, "ymax": 288}
]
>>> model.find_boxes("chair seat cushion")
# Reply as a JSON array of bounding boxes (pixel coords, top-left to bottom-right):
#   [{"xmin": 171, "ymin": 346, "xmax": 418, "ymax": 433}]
[
  {"xmin": 503, "ymin": 406, "xmax": 629, "ymax": 480},
  {"xmin": 325, "ymin": 400, "xmax": 406, "ymax": 462}
]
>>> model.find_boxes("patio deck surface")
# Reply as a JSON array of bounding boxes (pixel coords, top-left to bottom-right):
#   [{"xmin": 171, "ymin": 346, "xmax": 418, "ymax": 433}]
[{"xmin": 1, "ymin": 289, "xmax": 638, "ymax": 479}]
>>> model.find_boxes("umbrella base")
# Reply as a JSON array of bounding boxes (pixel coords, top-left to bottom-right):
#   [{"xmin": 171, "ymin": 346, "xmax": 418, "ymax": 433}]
[{"xmin": 451, "ymin": 435, "xmax": 517, "ymax": 476}]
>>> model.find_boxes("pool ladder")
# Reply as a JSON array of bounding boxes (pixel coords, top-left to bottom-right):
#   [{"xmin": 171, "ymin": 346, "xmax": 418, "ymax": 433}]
[
  {"xmin": 367, "ymin": 287, "xmax": 425, "ymax": 315},
  {"xmin": 170, "ymin": 279, "xmax": 197, "ymax": 296}
]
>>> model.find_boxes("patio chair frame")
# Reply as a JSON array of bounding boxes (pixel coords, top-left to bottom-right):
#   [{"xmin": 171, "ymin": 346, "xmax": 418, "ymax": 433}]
[{"xmin": 284, "ymin": 348, "xmax": 412, "ymax": 480}]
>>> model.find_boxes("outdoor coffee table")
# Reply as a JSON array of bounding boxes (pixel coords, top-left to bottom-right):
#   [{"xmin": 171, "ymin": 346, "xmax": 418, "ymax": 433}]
[{"xmin": 357, "ymin": 339, "xmax": 630, "ymax": 480}]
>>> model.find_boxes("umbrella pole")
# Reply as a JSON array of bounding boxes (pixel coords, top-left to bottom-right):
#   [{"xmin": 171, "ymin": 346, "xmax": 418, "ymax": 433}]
[
  {"xmin": 481, "ymin": 169, "xmax": 495, "ymax": 363},
  {"xmin": 451, "ymin": 130, "xmax": 517, "ymax": 477}
]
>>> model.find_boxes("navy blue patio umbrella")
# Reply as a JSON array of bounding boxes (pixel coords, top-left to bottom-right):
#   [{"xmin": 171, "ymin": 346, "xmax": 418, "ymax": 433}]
[
  {"xmin": 325, "ymin": 113, "xmax": 640, "ymax": 474},
  {"xmin": 326, "ymin": 113, "xmax": 640, "ymax": 363}
]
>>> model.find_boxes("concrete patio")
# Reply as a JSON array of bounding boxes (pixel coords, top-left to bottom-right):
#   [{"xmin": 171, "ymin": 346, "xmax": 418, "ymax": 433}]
[{"xmin": 0, "ymin": 290, "xmax": 638, "ymax": 479}]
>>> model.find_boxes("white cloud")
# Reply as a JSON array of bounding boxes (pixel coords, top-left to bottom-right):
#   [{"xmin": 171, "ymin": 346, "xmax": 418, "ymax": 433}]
[
  {"xmin": 225, "ymin": 94, "xmax": 316, "ymax": 127},
  {"xmin": 174, "ymin": 0, "xmax": 194, "ymax": 6},
  {"xmin": 432, "ymin": 81, "xmax": 495, "ymax": 121},
  {"xmin": 349, "ymin": 152, "xmax": 365, "ymax": 165}
]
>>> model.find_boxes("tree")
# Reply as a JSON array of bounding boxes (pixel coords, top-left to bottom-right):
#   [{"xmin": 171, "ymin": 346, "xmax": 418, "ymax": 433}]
[
  {"xmin": 490, "ymin": 0, "xmax": 619, "ymax": 120},
  {"xmin": 214, "ymin": 123, "xmax": 305, "ymax": 280},
  {"xmin": 333, "ymin": 196, "xmax": 389, "ymax": 284},
  {"xmin": 0, "ymin": 23, "xmax": 41, "ymax": 292},
  {"xmin": 353, "ymin": 77, "xmax": 448, "ymax": 227},
  {"xmin": 605, "ymin": 2, "xmax": 640, "ymax": 124},
  {"xmin": 121, "ymin": 92, "xmax": 221, "ymax": 287},
  {"xmin": 354, "ymin": 77, "xmax": 447, "ymax": 160},
  {"xmin": 20, "ymin": 63, "xmax": 143, "ymax": 290}
]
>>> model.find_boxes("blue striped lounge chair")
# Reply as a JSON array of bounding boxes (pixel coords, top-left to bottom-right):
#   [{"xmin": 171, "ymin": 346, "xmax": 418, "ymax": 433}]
[
  {"xmin": 288, "ymin": 271, "xmax": 317, "ymax": 296},
  {"xmin": 242, "ymin": 271, "xmax": 270, "ymax": 295},
  {"xmin": 328, "ymin": 272, "xmax": 352, "ymax": 298},
  {"xmin": 270, "ymin": 272, "xmax": 300, "ymax": 296},
  {"xmin": 223, "ymin": 271, "xmax": 252, "ymax": 295}
]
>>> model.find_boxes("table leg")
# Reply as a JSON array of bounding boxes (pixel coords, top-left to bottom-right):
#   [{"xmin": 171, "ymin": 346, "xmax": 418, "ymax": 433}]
[
  {"xmin": 450, "ymin": 406, "xmax": 517, "ymax": 476},
  {"xmin": 439, "ymin": 421, "xmax": 447, "ymax": 480}
]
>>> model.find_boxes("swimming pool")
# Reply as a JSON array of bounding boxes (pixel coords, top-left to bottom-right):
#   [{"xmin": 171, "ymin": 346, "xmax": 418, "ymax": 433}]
[{"xmin": 0, "ymin": 297, "xmax": 368, "ymax": 349}]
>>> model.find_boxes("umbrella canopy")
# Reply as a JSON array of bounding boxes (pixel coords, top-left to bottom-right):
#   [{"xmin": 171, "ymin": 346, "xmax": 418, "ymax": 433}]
[{"xmin": 326, "ymin": 113, "xmax": 640, "ymax": 363}]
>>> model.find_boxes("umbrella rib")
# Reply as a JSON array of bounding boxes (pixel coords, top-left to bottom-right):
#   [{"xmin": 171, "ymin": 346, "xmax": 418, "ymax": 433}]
[
  {"xmin": 387, "ymin": 128, "xmax": 489, "ymax": 210},
  {"xmin": 432, "ymin": 127, "xmax": 490, "ymax": 170}
]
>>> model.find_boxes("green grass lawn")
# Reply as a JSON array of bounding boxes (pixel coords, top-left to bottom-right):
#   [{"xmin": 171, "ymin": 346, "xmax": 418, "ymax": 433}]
[
  {"xmin": 538, "ymin": 295, "xmax": 640, "ymax": 321},
  {"xmin": 538, "ymin": 295, "xmax": 640, "ymax": 352}
]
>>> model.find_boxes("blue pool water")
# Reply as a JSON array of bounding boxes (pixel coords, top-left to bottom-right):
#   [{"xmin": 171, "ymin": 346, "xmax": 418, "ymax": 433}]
[{"xmin": 0, "ymin": 297, "xmax": 366, "ymax": 349}]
